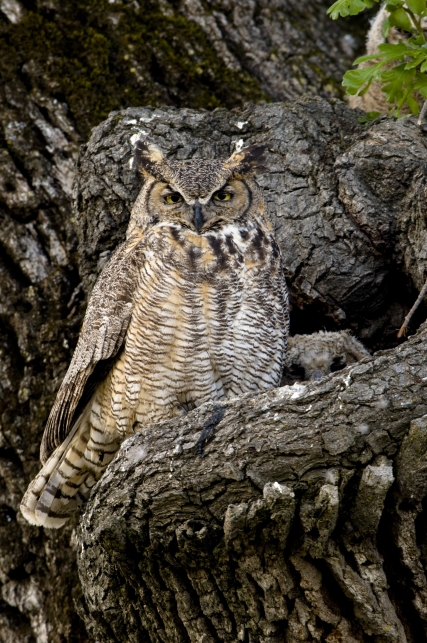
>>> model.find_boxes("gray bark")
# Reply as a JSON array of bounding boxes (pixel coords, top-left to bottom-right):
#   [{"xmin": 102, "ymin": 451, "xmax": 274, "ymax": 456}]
[{"xmin": 0, "ymin": 1, "xmax": 425, "ymax": 641}]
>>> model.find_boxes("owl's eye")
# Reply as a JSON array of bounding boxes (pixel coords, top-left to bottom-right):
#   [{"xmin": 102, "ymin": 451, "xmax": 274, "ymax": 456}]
[
  {"xmin": 164, "ymin": 193, "xmax": 183, "ymax": 204},
  {"xmin": 213, "ymin": 191, "xmax": 232, "ymax": 202}
]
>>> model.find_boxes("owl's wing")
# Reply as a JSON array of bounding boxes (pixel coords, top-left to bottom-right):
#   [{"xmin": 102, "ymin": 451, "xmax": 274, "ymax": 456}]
[{"xmin": 40, "ymin": 237, "xmax": 145, "ymax": 464}]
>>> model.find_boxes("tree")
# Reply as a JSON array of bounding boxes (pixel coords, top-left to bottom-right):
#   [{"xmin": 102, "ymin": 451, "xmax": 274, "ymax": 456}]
[
  {"xmin": 0, "ymin": 1, "xmax": 425, "ymax": 642},
  {"xmin": 78, "ymin": 323, "xmax": 427, "ymax": 642}
]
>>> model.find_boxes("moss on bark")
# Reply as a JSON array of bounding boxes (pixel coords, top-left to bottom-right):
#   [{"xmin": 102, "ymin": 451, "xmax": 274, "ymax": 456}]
[{"xmin": 0, "ymin": 0, "xmax": 267, "ymax": 137}]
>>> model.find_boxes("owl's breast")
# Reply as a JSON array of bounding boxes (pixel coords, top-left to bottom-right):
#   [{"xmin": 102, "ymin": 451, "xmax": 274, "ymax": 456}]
[{"xmin": 117, "ymin": 220, "xmax": 287, "ymax": 426}]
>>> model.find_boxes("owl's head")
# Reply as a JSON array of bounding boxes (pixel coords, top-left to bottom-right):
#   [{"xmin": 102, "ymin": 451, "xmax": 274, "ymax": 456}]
[
  {"xmin": 131, "ymin": 141, "xmax": 267, "ymax": 234},
  {"xmin": 282, "ymin": 331, "xmax": 370, "ymax": 384}
]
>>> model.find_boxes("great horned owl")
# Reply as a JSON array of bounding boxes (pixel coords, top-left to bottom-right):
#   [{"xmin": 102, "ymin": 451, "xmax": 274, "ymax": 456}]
[
  {"xmin": 281, "ymin": 331, "xmax": 370, "ymax": 384},
  {"xmin": 21, "ymin": 142, "xmax": 289, "ymax": 528},
  {"xmin": 349, "ymin": 4, "xmax": 427, "ymax": 113}
]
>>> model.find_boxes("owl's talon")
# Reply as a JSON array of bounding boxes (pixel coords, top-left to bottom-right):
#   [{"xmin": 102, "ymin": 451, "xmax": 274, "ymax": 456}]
[{"xmin": 131, "ymin": 421, "xmax": 142, "ymax": 433}]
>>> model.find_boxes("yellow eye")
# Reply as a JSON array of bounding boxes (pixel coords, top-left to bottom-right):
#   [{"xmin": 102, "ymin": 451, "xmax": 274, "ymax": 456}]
[
  {"xmin": 165, "ymin": 193, "xmax": 183, "ymax": 204},
  {"xmin": 214, "ymin": 191, "xmax": 232, "ymax": 201}
]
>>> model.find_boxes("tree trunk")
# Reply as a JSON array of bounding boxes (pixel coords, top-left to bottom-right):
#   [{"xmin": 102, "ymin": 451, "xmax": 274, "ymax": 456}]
[
  {"xmin": 0, "ymin": 1, "xmax": 425, "ymax": 642},
  {"xmin": 74, "ymin": 99, "xmax": 427, "ymax": 347}
]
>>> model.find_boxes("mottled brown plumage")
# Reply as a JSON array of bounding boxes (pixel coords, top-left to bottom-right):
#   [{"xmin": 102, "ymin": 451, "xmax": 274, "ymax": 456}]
[{"xmin": 21, "ymin": 142, "xmax": 289, "ymax": 528}]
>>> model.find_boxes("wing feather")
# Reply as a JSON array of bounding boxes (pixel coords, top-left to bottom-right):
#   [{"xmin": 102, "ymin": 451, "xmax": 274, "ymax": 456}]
[{"xmin": 40, "ymin": 236, "xmax": 145, "ymax": 464}]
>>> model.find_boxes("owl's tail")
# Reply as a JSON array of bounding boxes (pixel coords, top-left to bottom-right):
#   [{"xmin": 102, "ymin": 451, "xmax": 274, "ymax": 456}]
[{"xmin": 20, "ymin": 414, "xmax": 120, "ymax": 528}]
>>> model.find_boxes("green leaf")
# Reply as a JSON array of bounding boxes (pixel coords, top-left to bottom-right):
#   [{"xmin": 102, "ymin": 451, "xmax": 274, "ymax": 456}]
[
  {"xmin": 353, "ymin": 53, "xmax": 386, "ymax": 64},
  {"xmin": 388, "ymin": 7, "xmax": 414, "ymax": 32},
  {"xmin": 396, "ymin": 77, "xmax": 419, "ymax": 113},
  {"xmin": 353, "ymin": 47, "xmax": 409, "ymax": 66},
  {"xmin": 329, "ymin": 0, "xmax": 427, "ymax": 119},
  {"xmin": 377, "ymin": 42, "xmax": 416, "ymax": 55},
  {"xmin": 409, "ymin": 34, "xmax": 427, "ymax": 45},
  {"xmin": 327, "ymin": 0, "xmax": 375, "ymax": 19},
  {"xmin": 413, "ymin": 75, "xmax": 427, "ymax": 101},
  {"xmin": 406, "ymin": 0, "xmax": 426, "ymax": 14},
  {"xmin": 380, "ymin": 63, "xmax": 417, "ymax": 103},
  {"xmin": 404, "ymin": 52, "xmax": 427, "ymax": 67},
  {"xmin": 358, "ymin": 111, "xmax": 382, "ymax": 123},
  {"xmin": 342, "ymin": 64, "xmax": 382, "ymax": 94},
  {"xmin": 405, "ymin": 93, "xmax": 420, "ymax": 113},
  {"xmin": 413, "ymin": 73, "xmax": 427, "ymax": 87},
  {"xmin": 382, "ymin": 16, "xmax": 391, "ymax": 38},
  {"xmin": 358, "ymin": 77, "xmax": 375, "ymax": 96}
]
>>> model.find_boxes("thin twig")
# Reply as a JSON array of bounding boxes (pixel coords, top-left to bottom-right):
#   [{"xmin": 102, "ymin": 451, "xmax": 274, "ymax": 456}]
[
  {"xmin": 418, "ymin": 99, "xmax": 427, "ymax": 126},
  {"xmin": 397, "ymin": 275, "xmax": 427, "ymax": 338}
]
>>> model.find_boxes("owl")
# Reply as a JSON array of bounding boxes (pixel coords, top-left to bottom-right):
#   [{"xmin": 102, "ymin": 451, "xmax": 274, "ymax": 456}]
[
  {"xmin": 20, "ymin": 142, "xmax": 289, "ymax": 528},
  {"xmin": 281, "ymin": 331, "xmax": 370, "ymax": 384},
  {"xmin": 348, "ymin": 4, "xmax": 427, "ymax": 113}
]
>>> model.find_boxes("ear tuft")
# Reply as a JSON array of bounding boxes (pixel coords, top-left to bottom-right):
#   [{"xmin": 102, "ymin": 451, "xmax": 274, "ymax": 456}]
[
  {"xmin": 223, "ymin": 144, "xmax": 268, "ymax": 176},
  {"xmin": 134, "ymin": 140, "xmax": 165, "ymax": 177}
]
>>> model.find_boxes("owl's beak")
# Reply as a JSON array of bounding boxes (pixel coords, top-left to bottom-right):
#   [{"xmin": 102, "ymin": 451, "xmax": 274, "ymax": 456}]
[{"xmin": 193, "ymin": 201, "xmax": 204, "ymax": 232}]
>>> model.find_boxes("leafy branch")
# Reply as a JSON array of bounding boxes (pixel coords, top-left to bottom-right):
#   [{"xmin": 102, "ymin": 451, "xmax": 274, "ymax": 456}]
[{"xmin": 327, "ymin": 0, "xmax": 427, "ymax": 117}]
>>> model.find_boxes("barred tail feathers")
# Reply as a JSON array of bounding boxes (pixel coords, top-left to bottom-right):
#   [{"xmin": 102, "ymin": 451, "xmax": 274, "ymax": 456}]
[{"xmin": 20, "ymin": 414, "xmax": 119, "ymax": 528}]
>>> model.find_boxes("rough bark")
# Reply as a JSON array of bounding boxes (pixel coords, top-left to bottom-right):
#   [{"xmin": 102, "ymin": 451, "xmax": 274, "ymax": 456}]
[
  {"xmin": 0, "ymin": 1, "xmax": 425, "ymax": 641},
  {"xmin": 77, "ymin": 323, "xmax": 427, "ymax": 643},
  {"xmin": 0, "ymin": 0, "xmax": 368, "ymax": 139}
]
